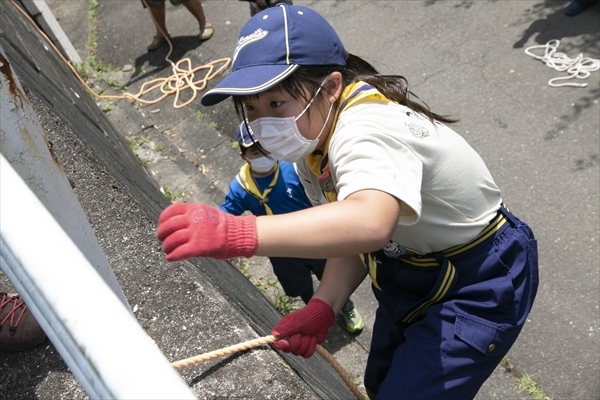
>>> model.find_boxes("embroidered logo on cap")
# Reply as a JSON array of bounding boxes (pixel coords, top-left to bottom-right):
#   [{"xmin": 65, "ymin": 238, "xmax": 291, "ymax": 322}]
[{"xmin": 233, "ymin": 28, "xmax": 269, "ymax": 64}]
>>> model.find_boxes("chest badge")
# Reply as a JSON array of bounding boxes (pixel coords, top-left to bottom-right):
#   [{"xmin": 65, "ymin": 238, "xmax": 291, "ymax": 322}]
[{"xmin": 318, "ymin": 170, "xmax": 335, "ymax": 193}]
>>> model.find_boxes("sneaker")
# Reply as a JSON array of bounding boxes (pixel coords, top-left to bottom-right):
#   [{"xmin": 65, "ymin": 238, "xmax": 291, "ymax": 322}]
[
  {"xmin": 147, "ymin": 35, "xmax": 168, "ymax": 52},
  {"xmin": 0, "ymin": 292, "xmax": 47, "ymax": 353},
  {"xmin": 340, "ymin": 302, "xmax": 364, "ymax": 333}
]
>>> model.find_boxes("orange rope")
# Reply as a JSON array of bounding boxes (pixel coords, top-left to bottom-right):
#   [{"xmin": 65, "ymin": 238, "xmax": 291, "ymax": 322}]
[
  {"xmin": 171, "ymin": 335, "xmax": 364, "ymax": 400},
  {"xmin": 171, "ymin": 335, "xmax": 276, "ymax": 369},
  {"xmin": 9, "ymin": 0, "xmax": 230, "ymax": 109},
  {"xmin": 11, "ymin": 2, "xmax": 361, "ymax": 398},
  {"xmin": 316, "ymin": 344, "xmax": 365, "ymax": 400}
]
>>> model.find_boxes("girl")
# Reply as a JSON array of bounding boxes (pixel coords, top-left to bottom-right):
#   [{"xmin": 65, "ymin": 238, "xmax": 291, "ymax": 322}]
[{"xmin": 157, "ymin": 4, "xmax": 539, "ymax": 399}]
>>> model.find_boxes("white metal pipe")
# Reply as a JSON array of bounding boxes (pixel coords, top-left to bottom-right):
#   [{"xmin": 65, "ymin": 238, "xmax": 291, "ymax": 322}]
[{"xmin": 1, "ymin": 154, "xmax": 196, "ymax": 399}]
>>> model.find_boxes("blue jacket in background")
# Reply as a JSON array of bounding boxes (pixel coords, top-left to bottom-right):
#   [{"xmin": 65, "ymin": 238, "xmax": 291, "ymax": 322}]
[{"xmin": 220, "ymin": 161, "xmax": 312, "ymax": 216}]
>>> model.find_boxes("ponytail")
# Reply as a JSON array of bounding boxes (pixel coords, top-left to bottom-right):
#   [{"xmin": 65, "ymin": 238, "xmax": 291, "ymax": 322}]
[{"xmin": 343, "ymin": 54, "xmax": 458, "ymax": 124}]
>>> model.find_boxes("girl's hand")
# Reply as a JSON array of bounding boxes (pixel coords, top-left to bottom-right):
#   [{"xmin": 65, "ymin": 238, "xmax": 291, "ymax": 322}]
[
  {"xmin": 271, "ymin": 298, "xmax": 335, "ymax": 358},
  {"xmin": 157, "ymin": 203, "xmax": 257, "ymax": 261}
]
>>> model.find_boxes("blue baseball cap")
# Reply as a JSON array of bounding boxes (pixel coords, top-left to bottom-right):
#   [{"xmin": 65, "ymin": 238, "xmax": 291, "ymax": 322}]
[
  {"xmin": 236, "ymin": 122, "xmax": 257, "ymax": 148},
  {"xmin": 201, "ymin": 4, "xmax": 346, "ymax": 106}
]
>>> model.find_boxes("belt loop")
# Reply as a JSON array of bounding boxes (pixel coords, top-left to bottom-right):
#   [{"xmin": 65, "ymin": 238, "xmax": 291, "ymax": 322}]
[
  {"xmin": 397, "ymin": 252, "xmax": 459, "ymax": 325},
  {"xmin": 500, "ymin": 203, "xmax": 520, "ymax": 227}
]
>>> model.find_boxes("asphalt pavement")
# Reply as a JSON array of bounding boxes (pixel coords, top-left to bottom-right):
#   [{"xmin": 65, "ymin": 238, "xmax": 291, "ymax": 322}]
[{"xmin": 1, "ymin": 0, "xmax": 599, "ymax": 399}]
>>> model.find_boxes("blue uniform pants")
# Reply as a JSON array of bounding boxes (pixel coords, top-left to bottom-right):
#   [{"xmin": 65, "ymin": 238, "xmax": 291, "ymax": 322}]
[
  {"xmin": 364, "ymin": 207, "xmax": 539, "ymax": 399},
  {"xmin": 269, "ymin": 257, "xmax": 325, "ymax": 303}
]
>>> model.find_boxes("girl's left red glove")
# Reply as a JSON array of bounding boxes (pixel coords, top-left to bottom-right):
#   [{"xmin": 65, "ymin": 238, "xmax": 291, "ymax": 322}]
[{"xmin": 157, "ymin": 203, "xmax": 258, "ymax": 261}]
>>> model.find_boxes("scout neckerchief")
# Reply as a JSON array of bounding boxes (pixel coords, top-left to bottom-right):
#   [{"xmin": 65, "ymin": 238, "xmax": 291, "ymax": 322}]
[
  {"xmin": 305, "ymin": 81, "xmax": 390, "ymax": 203},
  {"xmin": 235, "ymin": 162, "xmax": 280, "ymax": 215},
  {"xmin": 304, "ymin": 81, "xmax": 390, "ymax": 287}
]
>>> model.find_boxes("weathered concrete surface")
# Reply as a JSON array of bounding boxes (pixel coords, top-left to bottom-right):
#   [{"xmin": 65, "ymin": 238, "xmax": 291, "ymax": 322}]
[
  {"xmin": 0, "ymin": 1, "xmax": 357, "ymax": 399},
  {"xmin": 1, "ymin": 0, "xmax": 599, "ymax": 399}
]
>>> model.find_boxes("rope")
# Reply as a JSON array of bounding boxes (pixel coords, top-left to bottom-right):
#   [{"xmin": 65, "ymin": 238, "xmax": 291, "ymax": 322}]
[
  {"xmin": 171, "ymin": 335, "xmax": 364, "ymax": 400},
  {"xmin": 13, "ymin": 2, "xmax": 358, "ymax": 397},
  {"xmin": 171, "ymin": 335, "xmax": 276, "ymax": 369},
  {"xmin": 9, "ymin": 0, "xmax": 230, "ymax": 109},
  {"xmin": 315, "ymin": 343, "xmax": 365, "ymax": 400},
  {"xmin": 524, "ymin": 39, "xmax": 599, "ymax": 88}
]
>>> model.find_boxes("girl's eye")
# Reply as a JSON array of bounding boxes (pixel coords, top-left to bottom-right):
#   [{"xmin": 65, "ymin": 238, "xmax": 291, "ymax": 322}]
[
  {"xmin": 243, "ymin": 104, "xmax": 255, "ymax": 112},
  {"xmin": 269, "ymin": 101, "xmax": 284, "ymax": 109}
]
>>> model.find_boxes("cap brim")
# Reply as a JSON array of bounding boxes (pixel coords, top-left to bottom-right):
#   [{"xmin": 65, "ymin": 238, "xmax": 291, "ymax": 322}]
[{"xmin": 201, "ymin": 64, "xmax": 299, "ymax": 106}]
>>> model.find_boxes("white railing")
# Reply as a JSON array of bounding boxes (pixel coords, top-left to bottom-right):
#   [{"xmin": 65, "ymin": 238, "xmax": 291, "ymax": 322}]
[
  {"xmin": 1, "ymin": 47, "xmax": 196, "ymax": 399},
  {"xmin": 0, "ymin": 46, "xmax": 130, "ymax": 309},
  {"xmin": 0, "ymin": 156, "xmax": 196, "ymax": 399}
]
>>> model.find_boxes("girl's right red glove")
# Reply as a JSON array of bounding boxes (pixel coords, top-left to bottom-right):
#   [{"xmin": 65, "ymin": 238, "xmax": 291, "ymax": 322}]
[
  {"xmin": 271, "ymin": 298, "xmax": 336, "ymax": 358},
  {"xmin": 156, "ymin": 203, "xmax": 257, "ymax": 261}
]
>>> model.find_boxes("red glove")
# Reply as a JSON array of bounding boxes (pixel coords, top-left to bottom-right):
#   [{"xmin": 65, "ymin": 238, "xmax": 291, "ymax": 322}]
[
  {"xmin": 156, "ymin": 203, "xmax": 258, "ymax": 261},
  {"xmin": 271, "ymin": 298, "xmax": 335, "ymax": 358}
]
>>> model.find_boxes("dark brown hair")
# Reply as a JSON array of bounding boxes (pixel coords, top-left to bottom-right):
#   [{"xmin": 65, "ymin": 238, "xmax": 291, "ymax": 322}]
[{"xmin": 234, "ymin": 53, "xmax": 458, "ymax": 124}]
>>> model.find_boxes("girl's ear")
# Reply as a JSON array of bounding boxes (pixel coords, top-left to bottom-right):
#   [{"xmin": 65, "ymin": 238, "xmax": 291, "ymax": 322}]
[{"xmin": 323, "ymin": 71, "xmax": 343, "ymax": 104}]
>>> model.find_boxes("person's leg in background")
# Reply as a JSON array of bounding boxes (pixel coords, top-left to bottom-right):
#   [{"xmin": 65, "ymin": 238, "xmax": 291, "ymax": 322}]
[
  {"xmin": 247, "ymin": 0, "xmax": 292, "ymax": 17},
  {"xmin": 270, "ymin": 256, "xmax": 365, "ymax": 332},
  {"xmin": 270, "ymin": 257, "xmax": 315, "ymax": 305},
  {"xmin": 248, "ymin": 0, "xmax": 267, "ymax": 17},
  {"xmin": 145, "ymin": 0, "xmax": 213, "ymax": 51},
  {"xmin": 145, "ymin": 0, "xmax": 170, "ymax": 51},
  {"xmin": 182, "ymin": 0, "xmax": 214, "ymax": 40}
]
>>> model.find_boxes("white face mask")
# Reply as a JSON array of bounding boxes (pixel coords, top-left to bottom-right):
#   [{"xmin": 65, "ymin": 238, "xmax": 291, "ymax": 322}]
[
  {"xmin": 247, "ymin": 155, "xmax": 276, "ymax": 174},
  {"xmin": 248, "ymin": 82, "xmax": 334, "ymax": 163}
]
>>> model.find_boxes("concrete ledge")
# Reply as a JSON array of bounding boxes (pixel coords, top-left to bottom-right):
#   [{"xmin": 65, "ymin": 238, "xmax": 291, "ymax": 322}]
[{"xmin": 17, "ymin": 0, "xmax": 81, "ymax": 63}]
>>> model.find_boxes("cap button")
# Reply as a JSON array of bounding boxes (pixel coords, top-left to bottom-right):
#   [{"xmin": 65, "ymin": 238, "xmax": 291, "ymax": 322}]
[{"xmin": 487, "ymin": 343, "xmax": 496, "ymax": 353}]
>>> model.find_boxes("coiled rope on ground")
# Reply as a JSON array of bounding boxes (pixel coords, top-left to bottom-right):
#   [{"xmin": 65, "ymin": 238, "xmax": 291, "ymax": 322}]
[
  {"xmin": 525, "ymin": 39, "xmax": 599, "ymax": 88},
  {"xmin": 10, "ymin": 0, "xmax": 231, "ymax": 109}
]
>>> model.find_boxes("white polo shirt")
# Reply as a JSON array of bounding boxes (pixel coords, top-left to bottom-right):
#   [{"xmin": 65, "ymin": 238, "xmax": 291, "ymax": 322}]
[{"xmin": 296, "ymin": 100, "xmax": 502, "ymax": 255}]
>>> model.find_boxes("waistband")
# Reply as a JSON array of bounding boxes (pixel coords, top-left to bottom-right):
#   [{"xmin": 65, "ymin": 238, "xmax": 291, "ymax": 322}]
[
  {"xmin": 375, "ymin": 204, "xmax": 517, "ymax": 326},
  {"xmin": 401, "ymin": 204, "xmax": 514, "ymax": 268}
]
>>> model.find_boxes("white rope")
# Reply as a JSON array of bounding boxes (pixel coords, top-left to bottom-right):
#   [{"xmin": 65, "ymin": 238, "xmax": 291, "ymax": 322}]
[{"xmin": 524, "ymin": 39, "xmax": 599, "ymax": 88}]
